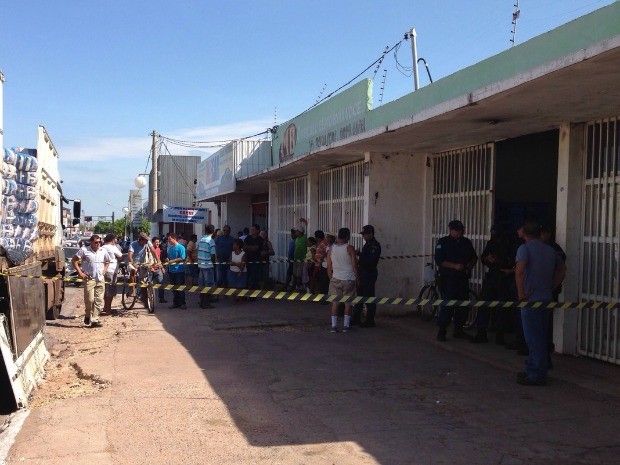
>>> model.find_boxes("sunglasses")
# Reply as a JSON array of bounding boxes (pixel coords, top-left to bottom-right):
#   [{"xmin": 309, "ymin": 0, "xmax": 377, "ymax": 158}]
[{"xmin": 91, "ymin": 240, "xmax": 101, "ymax": 244}]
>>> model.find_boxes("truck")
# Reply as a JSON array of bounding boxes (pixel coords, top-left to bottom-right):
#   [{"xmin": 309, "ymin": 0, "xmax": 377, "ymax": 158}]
[{"xmin": 0, "ymin": 70, "xmax": 81, "ymax": 412}]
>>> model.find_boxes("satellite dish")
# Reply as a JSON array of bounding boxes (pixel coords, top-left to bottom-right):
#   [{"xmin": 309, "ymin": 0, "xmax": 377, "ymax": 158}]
[{"xmin": 134, "ymin": 175, "xmax": 147, "ymax": 189}]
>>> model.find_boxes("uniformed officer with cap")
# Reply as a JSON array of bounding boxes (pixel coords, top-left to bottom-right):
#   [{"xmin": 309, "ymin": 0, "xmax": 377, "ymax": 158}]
[
  {"xmin": 434, "ymin": 220, "xmax": 478, "ymax": 341},
  {"xmin": 352, "ymin": 225, "xmax": 382, "ymax": 327}
]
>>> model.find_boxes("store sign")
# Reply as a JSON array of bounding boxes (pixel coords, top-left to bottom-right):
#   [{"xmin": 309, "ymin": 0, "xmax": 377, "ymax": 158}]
[
  {"xmin": 196, "ymin": 143, "xmax": 236, "ymax": 200},
  {"xmin": 273, "ymin": 79, "xmax": 373, "ymax": 163},
  {"xmin": 163, "ymin": 205, "xmax": 209, "ymax": 224}
]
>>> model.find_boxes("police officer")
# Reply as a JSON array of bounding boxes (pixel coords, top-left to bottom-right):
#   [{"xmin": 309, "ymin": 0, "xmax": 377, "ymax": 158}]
[
  {"xmin": 434, "ymin": 220, "xmax": 478, "ymax": 341},
  {"xmin": 352, "ymin": 225, "xmax": 382, "ymax": 327}
]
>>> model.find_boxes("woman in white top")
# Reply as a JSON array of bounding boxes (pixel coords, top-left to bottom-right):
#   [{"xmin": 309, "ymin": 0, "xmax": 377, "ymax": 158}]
[
  {"xmin": 327, "ymin": 228, "xmax": 359, "ymax": 333},
  {"xmin": 228, "ymin": 238, "xmax": 248, "ymax": 290}
]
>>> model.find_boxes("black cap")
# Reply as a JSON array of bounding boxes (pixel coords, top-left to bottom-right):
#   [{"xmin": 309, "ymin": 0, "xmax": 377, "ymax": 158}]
[
  {"xmin": 448, "ymin": 220, "xmax": 464, "ymax": 231},
  {"xmin": 360, "ymin": 225, "xmax": 375, "ymax": 234}
]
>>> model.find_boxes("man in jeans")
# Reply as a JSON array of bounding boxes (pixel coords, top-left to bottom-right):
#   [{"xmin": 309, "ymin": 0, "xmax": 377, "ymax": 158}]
[
  {"xmin": 515, "ymin": 219, "xmax": 565, "ymax": 386},
  {"xmin": 72, "ymin": 234, "xmax": 109, "ymax": 327},
  {"xmin": 166, "ymin": 233, "xmax": 186, "ymax": 309},
  {"xmin": 197, "ymin": 225, "xmax": 216, "ymax": 309},
  {"xmin": 215, "ymin": 225, "xmax": 234, "ymax": 288}
]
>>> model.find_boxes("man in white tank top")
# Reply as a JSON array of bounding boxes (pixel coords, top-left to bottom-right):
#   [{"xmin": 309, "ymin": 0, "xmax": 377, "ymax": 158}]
[{"xmin": 326, "ymin": 228, "xmax": 359, "ymax": 333}]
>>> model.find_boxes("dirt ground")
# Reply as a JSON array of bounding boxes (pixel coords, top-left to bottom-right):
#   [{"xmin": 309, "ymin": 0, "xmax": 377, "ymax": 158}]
[{"xmin": 31, "ymin": 287, "xmax": 141, "ymax": 407}]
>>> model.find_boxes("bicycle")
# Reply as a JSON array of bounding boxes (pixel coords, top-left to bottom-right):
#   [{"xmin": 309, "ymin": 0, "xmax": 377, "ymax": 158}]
[
  {"xmin": 416, "ymin": 263, "xmax": 478, "ymax": 322},
  {"xmin": 120, "ymin": 262, "xmax": 155, "ymax": 313}
]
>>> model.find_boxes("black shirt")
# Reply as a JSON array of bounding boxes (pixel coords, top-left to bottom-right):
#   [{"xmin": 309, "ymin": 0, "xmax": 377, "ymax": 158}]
[
  {"xmin": 435, "ymin": 235, "xmax": 478, "ymax": 279},
  {"xmin": 358, "ymin": 237, "xmax": 381, "ymax": 274},
  {"xmin": 244, "ymin": 235, "xmax": 264, "ymax": 262}
]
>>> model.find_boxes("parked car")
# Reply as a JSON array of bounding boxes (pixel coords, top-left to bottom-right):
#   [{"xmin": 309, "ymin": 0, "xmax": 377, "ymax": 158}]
[{"xmin": 63, "ymin": 246, "xmax": 82, "ymax": 286}]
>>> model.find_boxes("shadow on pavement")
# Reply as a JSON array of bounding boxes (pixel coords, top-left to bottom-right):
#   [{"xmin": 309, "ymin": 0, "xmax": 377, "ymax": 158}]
[{"xmin": 150, "ymin": 292, "xmax": 620, "ymax": 464}]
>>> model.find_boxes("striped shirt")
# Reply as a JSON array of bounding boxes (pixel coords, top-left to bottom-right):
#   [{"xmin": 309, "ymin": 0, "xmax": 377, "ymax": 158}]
[{"xmin": 197, "ymin": 235, "xmax": 216, "ymax": 269}]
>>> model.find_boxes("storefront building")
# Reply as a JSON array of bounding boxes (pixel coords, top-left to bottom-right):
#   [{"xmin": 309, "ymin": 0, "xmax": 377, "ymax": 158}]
[{"xmin": 201, "ymin": 4, "xmax": 620, "ymax": 363}]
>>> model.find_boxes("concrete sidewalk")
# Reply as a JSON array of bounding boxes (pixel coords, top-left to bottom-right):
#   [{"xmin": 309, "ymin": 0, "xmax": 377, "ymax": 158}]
[{"xmin": 4, "ymin": 289, "xmax": 620, "ymax": 464}]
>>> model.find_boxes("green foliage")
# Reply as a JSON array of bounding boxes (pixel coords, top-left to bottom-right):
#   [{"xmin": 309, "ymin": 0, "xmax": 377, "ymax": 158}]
[
  {"xmin": 137, "ymin": 217, "xmax": 151, "ymax": 234},
  {"xmin": 94, "ymin": 219, "xmax": 128, "ymax": 238}
]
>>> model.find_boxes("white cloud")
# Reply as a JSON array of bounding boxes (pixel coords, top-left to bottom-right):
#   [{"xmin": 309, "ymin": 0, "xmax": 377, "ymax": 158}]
[{"xmin": 58, "ymin": 119, "xmax": 273, "ymax": 162}]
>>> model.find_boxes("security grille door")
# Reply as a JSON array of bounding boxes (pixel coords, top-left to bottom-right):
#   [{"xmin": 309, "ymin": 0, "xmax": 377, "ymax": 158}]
[
  {"xmin": 318, "ymin": 161, "xmax": 365, "ymax": 251},
  {"xmin": 275, "ymin": 176, "xmax": 308, "ymax": 282},
  {"xmin": 579, "ymin": 118, "xmax": 620, "ymax": 364},
  {"xmin": 431, "ymin": 144, "xmax": 495, "ymax": 287}
]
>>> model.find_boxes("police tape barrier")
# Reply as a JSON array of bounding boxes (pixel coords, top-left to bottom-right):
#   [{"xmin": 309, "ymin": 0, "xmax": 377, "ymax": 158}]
[
  {"xmin": 66, "ymin": 254, "xmax": 435, "ymax": 267},
  {"xmin": 2, "ymin": 270, "xmax": 618, "ymax": 310}
]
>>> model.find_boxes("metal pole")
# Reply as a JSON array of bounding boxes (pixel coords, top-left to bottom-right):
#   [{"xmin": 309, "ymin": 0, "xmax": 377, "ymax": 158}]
[
  {"xmin": 410, "ymin": 28, "xmax": 420, "ymax": 91},
  {"xmin": 151, "ymin": 130, "xmax": 158, "ymax": 217}
]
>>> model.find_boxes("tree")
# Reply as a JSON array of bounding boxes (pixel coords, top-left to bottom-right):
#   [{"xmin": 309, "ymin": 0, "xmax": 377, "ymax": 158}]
[{"xmin": 137, "ymin": 217, "xmax": 151, "ymax": 235}]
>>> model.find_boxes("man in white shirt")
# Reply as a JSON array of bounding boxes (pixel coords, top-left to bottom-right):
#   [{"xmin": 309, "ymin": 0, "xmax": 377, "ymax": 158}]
[
  {"xmin": 102, "ymin": 234, "xmax": 123, "ymax": 315},
  {"xmin": 72, "ymin": 234, "xmax": 110, "ymax": 327}
]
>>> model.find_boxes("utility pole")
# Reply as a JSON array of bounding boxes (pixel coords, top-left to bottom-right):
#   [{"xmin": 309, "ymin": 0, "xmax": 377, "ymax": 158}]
[
  {"xmin": 410, "ymin": 28, "xmax": 420, "ymax": 91},
  {"xmin": 151, "ymin": 130, "xmax": 158, "ymax": 217},
  {"xmin": 511, "ymin": 1, "xmax": 521, "ymax": 46}
]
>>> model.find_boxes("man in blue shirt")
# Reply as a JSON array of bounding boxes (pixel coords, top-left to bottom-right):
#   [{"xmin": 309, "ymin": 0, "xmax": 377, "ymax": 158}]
[
  {"xmin": 515, "ymin": 220, "xmax": 565, "ymax": 386},
  {"xmin": 166, "ymin": 233, "xmax": 187, "ymax": 309},
  {"xmin": 198, "ymin": 225, "xmax": 217, "ymax": 309},
  {"xmin": 214, "ymin": 225, "xmax": 234, "ymax": 287}
]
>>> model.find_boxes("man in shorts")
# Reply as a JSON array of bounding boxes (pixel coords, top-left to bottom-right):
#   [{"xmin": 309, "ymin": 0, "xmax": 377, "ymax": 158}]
[{"xmin": 327, "ymin": 228, "xmax": 359, "ymax": 333}]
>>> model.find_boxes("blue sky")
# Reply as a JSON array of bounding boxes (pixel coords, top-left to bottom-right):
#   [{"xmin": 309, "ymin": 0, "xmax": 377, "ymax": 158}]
[{"xmin": 0, "ymin": 0, "xmax": 615, "ymax": 220}]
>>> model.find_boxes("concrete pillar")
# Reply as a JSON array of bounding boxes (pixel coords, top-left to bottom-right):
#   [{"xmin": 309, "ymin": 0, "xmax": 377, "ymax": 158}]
[
  {"xmin": 222, "ymin": 193, "xmax": 252, "ymax": 234},
  {"xmin": 268, "ymin": 180, "xmax": 278, "ymax": 238},
  {"xmin": 363, "ymin": 151, "xmax": 371, "ymax": 226},
  {"xmin": 308, "ymin": 170, "xmax": 319, "ymax": 232},
  {"xmin": 554, "ymin": 123, "xmax": 585, "ymax": 355}
]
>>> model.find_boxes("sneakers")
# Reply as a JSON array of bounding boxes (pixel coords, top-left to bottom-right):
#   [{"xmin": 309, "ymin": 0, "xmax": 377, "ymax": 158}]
[
  {"xmin": 342, "ymin": 326, "xmax": 351, "ymax": 333},
  {"xmin": 83, "ymin": 316, "xmax": 91, "ymax": 326},
  {"xmin": 90, "ymin": 321, "xmax": 102, "ymax": 328},
  {"xmin": 330, "ymin": 326, "xmax": 339, "ymax": 333}
]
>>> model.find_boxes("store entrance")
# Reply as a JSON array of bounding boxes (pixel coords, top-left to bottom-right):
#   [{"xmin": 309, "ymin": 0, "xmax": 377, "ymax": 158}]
[{"xmin": 494, "ymin": 130, "xmax": 559, "ymax": 239}]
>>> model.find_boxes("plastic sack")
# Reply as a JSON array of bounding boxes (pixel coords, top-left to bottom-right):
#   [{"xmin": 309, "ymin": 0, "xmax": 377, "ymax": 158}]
[
  {"xmin": 15, "ymin": 171, "xmax": 37, "ymax": 186},
  {"xmin": 3, "ymin": 148, "xmax": 16, "ymax": 165},
  {"xmin": 2, "ymin": 179, "xmax": 17, "ymax": 196},
  {"xmin": 15, "ymin": 199, "xmax": 38, "ymax": 214},
  {"xmin": 14, "ymin": 153, "xmax": 38, "ymax": 172},
  {"xmin": 2, "ymin": 162, "xmax": 16, "ymax": 179},
  {"xmin": 14, "ymin": 213, "xmax": 37, "ymax": 228},
  {"xmin": 14, "ymin": 182, "xmax": 36, "ymax": 200}
]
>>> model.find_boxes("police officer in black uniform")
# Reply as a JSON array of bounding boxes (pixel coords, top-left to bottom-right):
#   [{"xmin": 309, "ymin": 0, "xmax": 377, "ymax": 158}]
[
  {"xmin": 352, "ymin": 225, "xmax": 381, "ymax": 327},
  {"xmin": 434, "ymin": 220, "xmax": 478, "ymax": 341}
]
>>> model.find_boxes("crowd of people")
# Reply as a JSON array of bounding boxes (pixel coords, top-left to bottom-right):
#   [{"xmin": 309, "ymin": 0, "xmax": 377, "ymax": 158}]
[
  {"xmin": 434, "ymin": 219, "xmax": 566, "ymax": 386},
  {"xmin": 70, "ymin": 216, "xmax": 562, "ymax": 386},
  {"xmin": 69, "ymin": 219, "xmax": 383, "ymax": 333}
]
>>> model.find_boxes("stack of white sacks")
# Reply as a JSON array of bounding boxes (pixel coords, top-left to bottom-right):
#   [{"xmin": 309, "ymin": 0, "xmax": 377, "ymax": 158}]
[{"xmin": 1, "ymin": 147, "xmax": 40, "ymax": 264}]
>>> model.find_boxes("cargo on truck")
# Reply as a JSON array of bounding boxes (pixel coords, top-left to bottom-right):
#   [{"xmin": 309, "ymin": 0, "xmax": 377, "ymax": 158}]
[{"xmin": 0, "ymin": 70, "xmax": 81, "ymax": 411}]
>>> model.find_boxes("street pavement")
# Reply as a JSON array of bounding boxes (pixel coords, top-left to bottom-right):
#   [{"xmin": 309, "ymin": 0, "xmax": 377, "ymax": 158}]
[{"xmin": 3, "ymin": 286, "xmax": 620, "ymax": 465}]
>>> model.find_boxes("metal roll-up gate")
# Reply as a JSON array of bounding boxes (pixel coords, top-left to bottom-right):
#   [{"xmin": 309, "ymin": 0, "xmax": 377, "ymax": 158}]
[
  {"xmin": 275, "ymin": 176, "xmax": 308, "ymax": 282},
  {"xmin": 579, "ymin": 117, "xmax": 620, "ymax": 364}
]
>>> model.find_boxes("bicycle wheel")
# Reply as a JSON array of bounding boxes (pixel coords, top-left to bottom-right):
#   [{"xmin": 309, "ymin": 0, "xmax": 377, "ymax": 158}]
[
  {"xmin": 417, "ymin": 285, "xmax": 439, "ymax": 321},
  {"xmin": 464, "ymin": 289, "xmax": 479, "ymax": 328},
  {"xmin": 147, "ymin": 286, "xmax": 155, "ymax": 314},
  {"xmin": 121, "ymin": 276, "xmax": 138, "ymax": 310}
]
